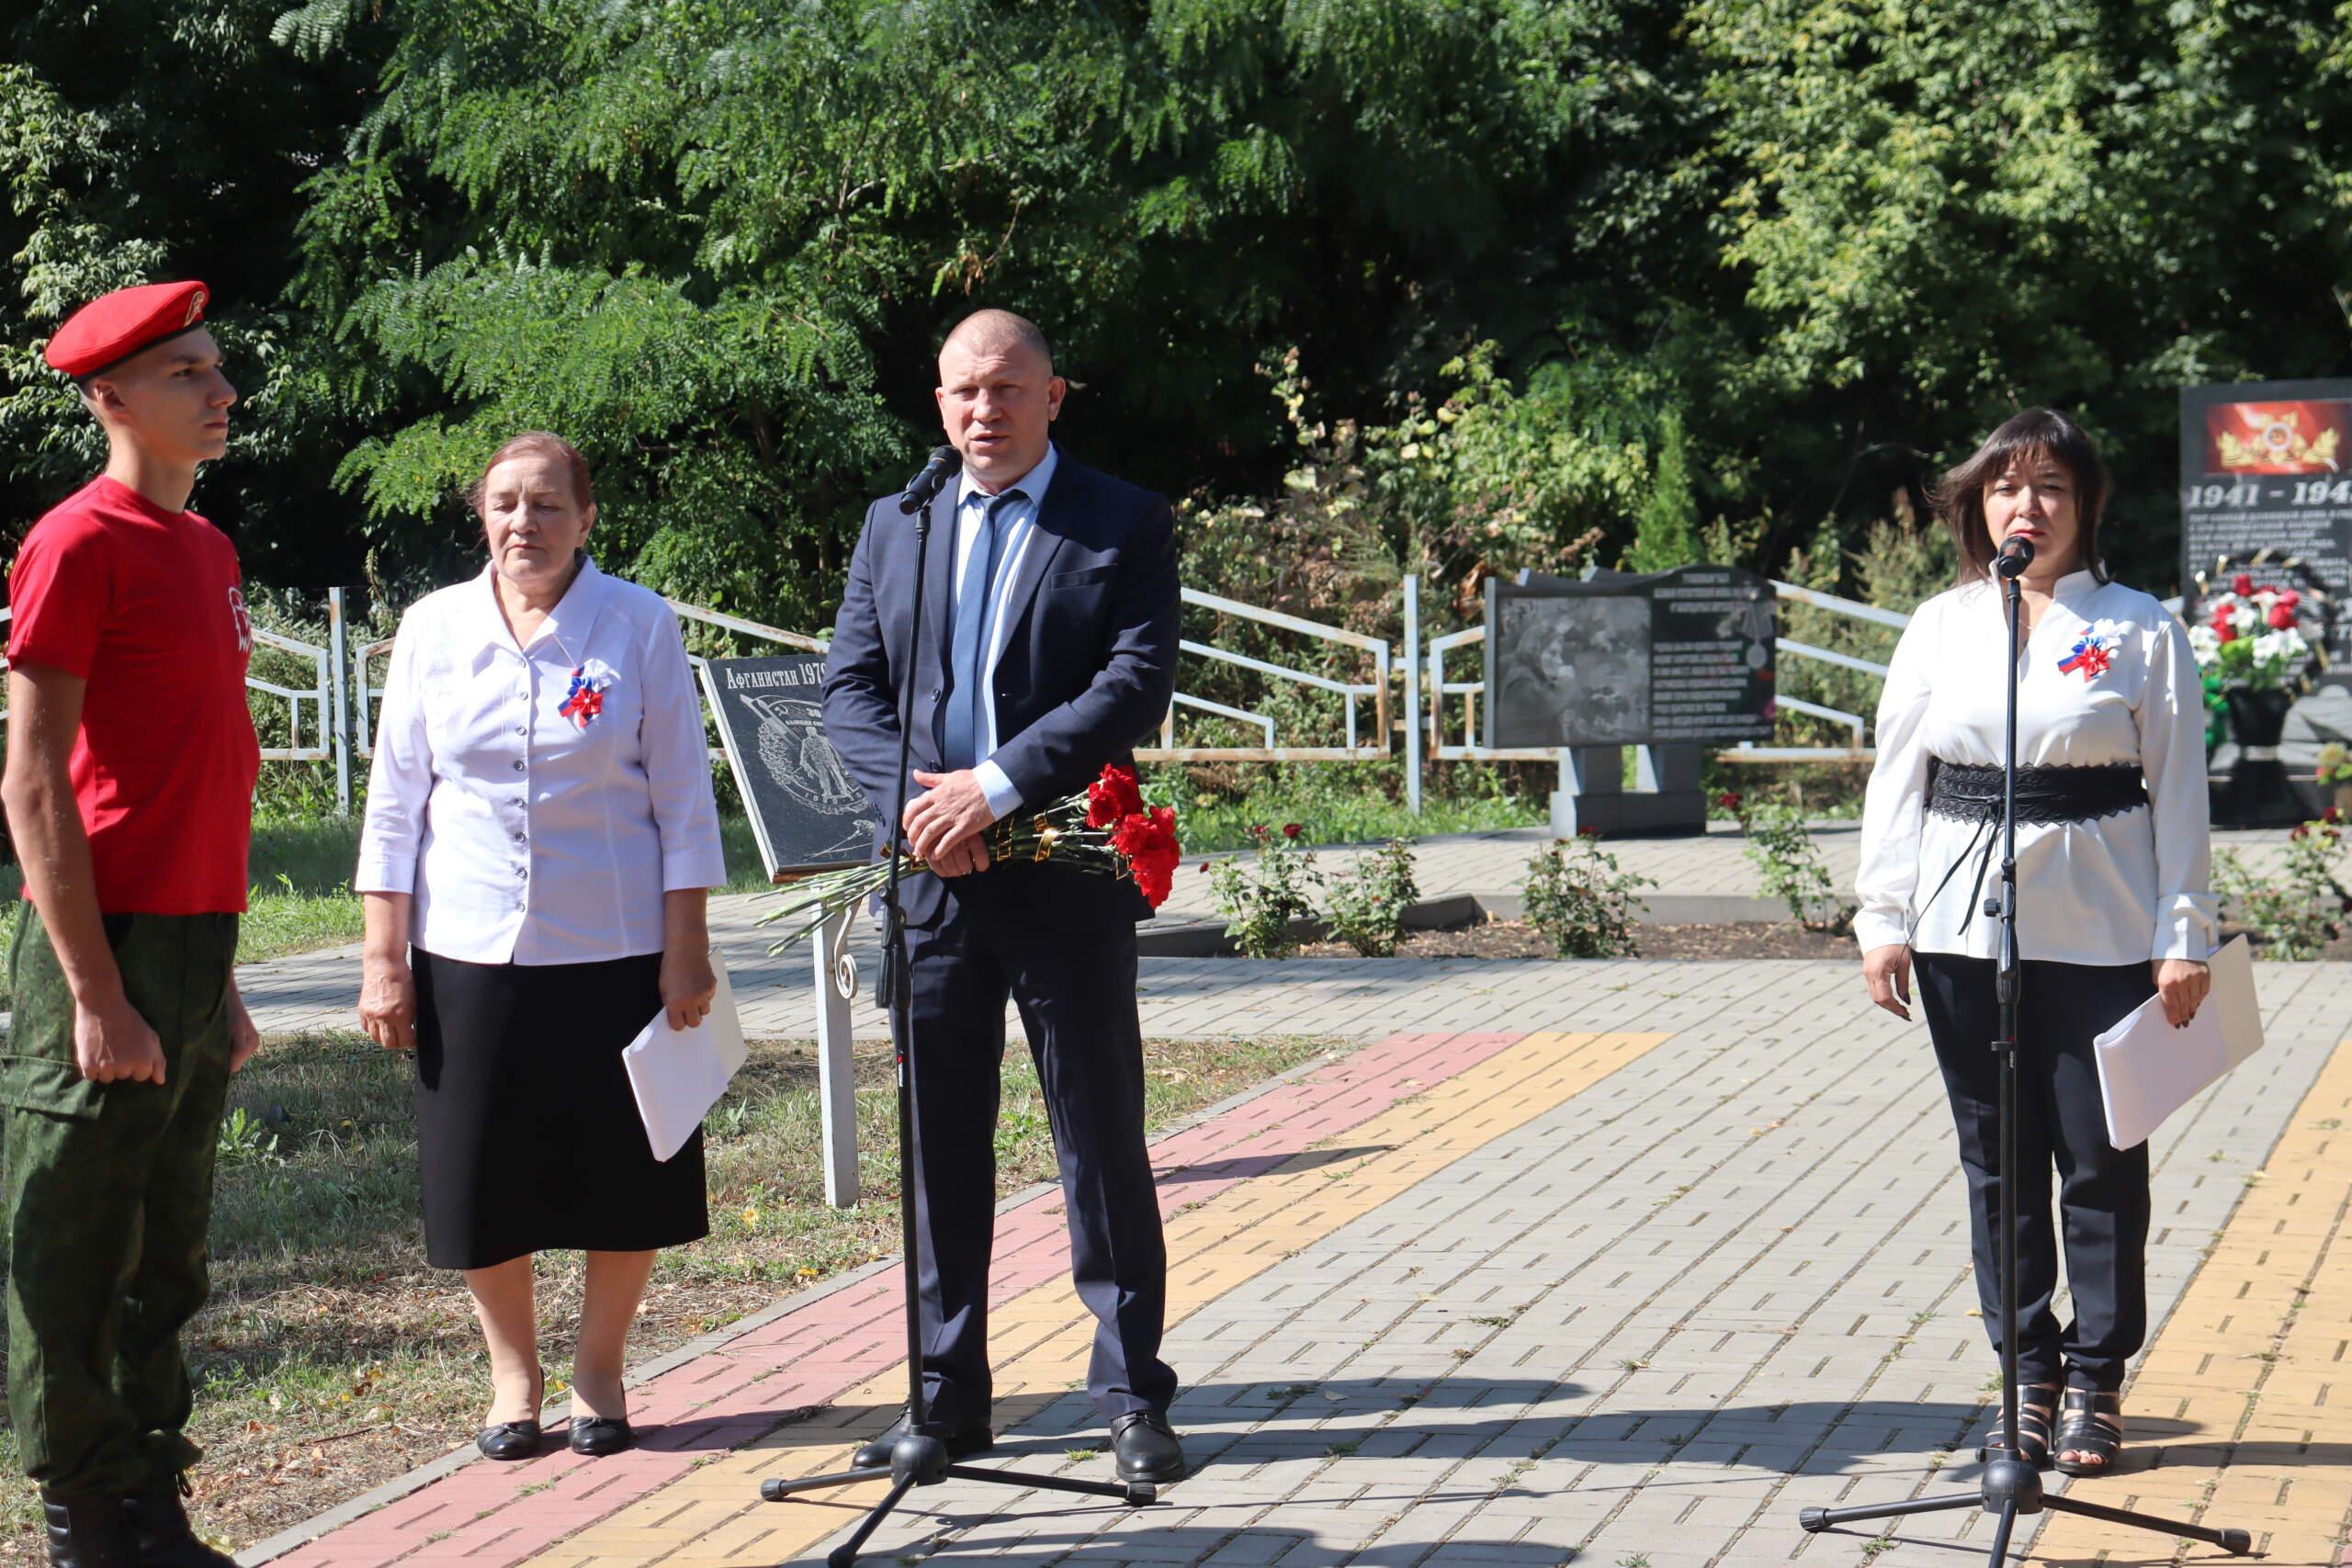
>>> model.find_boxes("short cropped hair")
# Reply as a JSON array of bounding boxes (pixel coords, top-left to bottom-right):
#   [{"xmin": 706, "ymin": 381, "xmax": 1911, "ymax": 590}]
[{"xmin": 940, "ymin": 309, "xmax": 1054, "ymax": 373}]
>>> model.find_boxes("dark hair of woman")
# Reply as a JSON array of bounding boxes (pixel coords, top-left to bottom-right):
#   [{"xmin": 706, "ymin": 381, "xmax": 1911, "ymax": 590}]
[{"xmin": 1932, "ymin": 408, "xmax": 2110, "ymax": 583}]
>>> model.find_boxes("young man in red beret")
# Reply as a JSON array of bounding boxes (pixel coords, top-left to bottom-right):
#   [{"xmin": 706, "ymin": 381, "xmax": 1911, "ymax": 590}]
[{"xmin": 2, "ymin": 281, "xmax": 261, "ymax": 1568}]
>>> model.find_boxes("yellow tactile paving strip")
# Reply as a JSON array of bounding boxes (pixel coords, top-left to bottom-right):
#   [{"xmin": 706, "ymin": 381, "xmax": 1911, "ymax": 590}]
[
  {"xmin": 2031, "ymin": 1039, "xmax": 2352, "ymax": 1566},
  {"xmin": 523, "ymin": 1029, "xmax": 1665, "ymax": 1568}
]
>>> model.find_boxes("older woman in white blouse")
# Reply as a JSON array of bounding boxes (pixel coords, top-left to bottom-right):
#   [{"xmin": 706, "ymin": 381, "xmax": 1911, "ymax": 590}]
[
  {"xmin": 1855, "ymin": 409, "xmax": 2212, "ymax": 1481},
  {"xmin": 354, "ymin": 433, "xmax": 726, "ymax": 1462}
]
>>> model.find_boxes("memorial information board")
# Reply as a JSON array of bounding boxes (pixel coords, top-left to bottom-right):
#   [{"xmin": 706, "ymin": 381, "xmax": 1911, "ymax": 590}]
[
  {"xmin": 2180, "ymin": 378, "xmax": 2352, "ymax": 663},
  {"xmin": 699, "ymin": 654, "xmax": 879, "ymax": 882},
  {"xmin": 1484, "ymin": 565, "xmax": 1777, "ymax": 749}
]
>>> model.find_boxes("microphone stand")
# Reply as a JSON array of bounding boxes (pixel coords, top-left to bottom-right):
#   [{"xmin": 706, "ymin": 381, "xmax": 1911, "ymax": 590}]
[
  {"xmin": 1797, "ymin": 564, "xmax": 2248, "ymax": 1560},
  {"xmin": 753, "ymin": 475, "xmax": 1150, "ymax": 1568}
]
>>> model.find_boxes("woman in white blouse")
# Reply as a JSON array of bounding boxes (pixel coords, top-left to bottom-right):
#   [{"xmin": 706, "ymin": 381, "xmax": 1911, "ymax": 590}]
[
  {"xmin": 1856, "ymin": 409, "xmax": 2212, "ymax": 1480},
  {"xmin": 354, "ymin": 433, "xmax": 727, "ymax": 1462}
]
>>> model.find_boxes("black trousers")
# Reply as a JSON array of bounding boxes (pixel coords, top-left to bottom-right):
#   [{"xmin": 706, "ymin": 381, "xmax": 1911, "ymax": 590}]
[
  {"xmin": 1916, "ymin": 953, "xmax": 2154, "ymax": 1392},
  {"xmin": 898, "ymin": 865, "xmax": 1176, "ymax": 1427}
]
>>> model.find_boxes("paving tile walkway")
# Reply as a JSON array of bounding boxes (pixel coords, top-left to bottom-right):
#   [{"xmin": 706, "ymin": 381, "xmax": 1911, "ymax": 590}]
[{"xmin": 239, "ymin": 949, "xmax": 2352, "ymax": 1567}]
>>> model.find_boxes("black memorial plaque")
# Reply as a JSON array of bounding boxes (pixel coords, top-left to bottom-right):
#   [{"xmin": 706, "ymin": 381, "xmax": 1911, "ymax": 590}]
[
  {"xmin": 699, "ymin": 655, "xmax": 879, "ymax": 882},
  {"xmin": 2180, "ymin": 378, "xmax": 2352, "ymax": 665},
  {"xmin": 1483, "ymin": 565, "xmax": 1777, "ymax": 749}
]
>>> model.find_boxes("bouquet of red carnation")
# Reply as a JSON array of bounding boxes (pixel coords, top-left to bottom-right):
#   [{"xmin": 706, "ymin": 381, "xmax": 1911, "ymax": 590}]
[{"xmin": 763, "ymin": 763, "xmax": 1182, "ymax": 948}]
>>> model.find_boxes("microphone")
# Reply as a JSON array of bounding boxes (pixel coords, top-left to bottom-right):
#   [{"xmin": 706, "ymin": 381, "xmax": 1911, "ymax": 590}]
[
  {"xmin": 1995, "ymin": 535, "xmax": 2036, "ymax": 581},
  {"xmin": 898, "ymin": 446, "xmax": 963, "ymax": 514}
]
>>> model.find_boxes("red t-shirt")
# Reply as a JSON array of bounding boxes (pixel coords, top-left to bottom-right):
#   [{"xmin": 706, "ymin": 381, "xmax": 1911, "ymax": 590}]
[{"xmin": 7, "ymin": 477, "xmax": 260, "ymax": 914}]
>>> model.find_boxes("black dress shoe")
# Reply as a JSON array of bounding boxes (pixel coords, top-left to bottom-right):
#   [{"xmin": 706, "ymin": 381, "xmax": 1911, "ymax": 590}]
[
  {"xmin": 569, "ymin": 1416, "xmax": 634, "ymax": 1457},
  {"xmin": 851, "ymin": 1407, "xmax": 994, "ymax": 1471},
  {"xmin": 121, "ymin": 1473, "xmax": 238, "ymax": 1568},
  {"xmin": 1109, "ymin": 1411, "xmax": 1185, "ymax": 1484},
  {"xmin": 40, "ymin": 1491, "xmax": 141, "ymax": 1568},
  {"xmin": 476, "ymin": 1420, "xmax": 544, "ymax": 1461}
]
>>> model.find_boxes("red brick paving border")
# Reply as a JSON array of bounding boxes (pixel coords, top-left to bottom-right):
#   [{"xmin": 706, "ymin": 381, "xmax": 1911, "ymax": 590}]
[{"xmin": 254, "ymin": 1031, "xmax": 1531, "ymax": 1568}]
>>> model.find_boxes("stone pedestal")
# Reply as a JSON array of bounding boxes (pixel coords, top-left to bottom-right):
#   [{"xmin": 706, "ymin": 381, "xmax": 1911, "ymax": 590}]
[{"xmin": 1549, "ymin": 743, "xmax": 1709, "ymax": 837}]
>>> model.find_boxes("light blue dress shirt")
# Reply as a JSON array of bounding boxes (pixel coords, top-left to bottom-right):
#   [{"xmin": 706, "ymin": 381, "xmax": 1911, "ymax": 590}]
[{"xmin": 947, "ymin": 442, "xmax": 1058, "ymax": 822}]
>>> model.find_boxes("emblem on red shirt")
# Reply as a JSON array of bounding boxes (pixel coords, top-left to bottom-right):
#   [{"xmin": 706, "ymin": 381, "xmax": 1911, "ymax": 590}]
[
  {"xmin": 227, "ymin": 585, "xmax": 253, "ymax": 656},
  {"xmin": 559, "ymin": 657, "xmax": 616, "ymax": 729},
  {"xmin": 2057, "ymin": 619, "xmax": 2122, "ymax": 683}
]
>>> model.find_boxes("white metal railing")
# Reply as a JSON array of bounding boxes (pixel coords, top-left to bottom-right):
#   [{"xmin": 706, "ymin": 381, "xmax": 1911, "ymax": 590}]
[
  {"xmin": 1138, "ymin": 586, "xmax": 1392, "ymax": 761},
  {"xmin": 1423, "ymin": 578, "xmax": 1909, "ymax": 764},
  {"xmin": 0, "ymin": 604, "xmax": 339, "ymax": 767},
  {"xmin": 354, "ymin": 596, "xmax": 820, "ymax": 769}
]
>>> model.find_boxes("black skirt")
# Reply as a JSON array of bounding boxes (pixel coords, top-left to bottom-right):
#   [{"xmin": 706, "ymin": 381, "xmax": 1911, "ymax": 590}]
[{"xmin": 413, "ymin": 949, "xmax": 709, "ymax": 1269}]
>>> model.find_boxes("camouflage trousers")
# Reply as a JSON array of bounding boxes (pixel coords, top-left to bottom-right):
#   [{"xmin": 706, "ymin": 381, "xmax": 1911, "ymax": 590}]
[{"xmin": 2, "ymin": 903, "xmax": 236, "ymax": 1496}]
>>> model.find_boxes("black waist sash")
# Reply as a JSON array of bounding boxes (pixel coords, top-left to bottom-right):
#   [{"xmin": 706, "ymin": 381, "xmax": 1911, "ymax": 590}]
[
  {"xmin": 1925, "ymin": 760, "xmax": 2148, "ymax": 828},
  {"xmin": 1912, "ymin": 760, "xmax": 2148, "ymax": 940}
]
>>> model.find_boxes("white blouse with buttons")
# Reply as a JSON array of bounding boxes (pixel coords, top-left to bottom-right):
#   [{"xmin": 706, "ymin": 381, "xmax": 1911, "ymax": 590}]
[
  {"xmin": 356, "ymin": 559, "xmax": 727, "ymax": 965},
  {"xmin": 1854, "ymin": 570, "xmax": 2217, "ymax": 967}
]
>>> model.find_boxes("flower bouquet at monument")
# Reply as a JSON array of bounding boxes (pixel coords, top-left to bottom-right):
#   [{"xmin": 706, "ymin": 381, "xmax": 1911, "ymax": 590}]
[
  {"xmin": 2187, "ymin": 567, "xmax": 2326, "ymax": 692},
  {"xmin": 761, "ymin": 763, "xmax": 1182, "ymax": 949}
]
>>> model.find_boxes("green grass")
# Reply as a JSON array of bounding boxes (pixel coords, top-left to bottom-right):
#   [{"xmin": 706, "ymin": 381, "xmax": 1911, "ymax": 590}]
[
  {"xmin": 1146, "ymin": 760, "xmax": 1545, "ymax": 853},
  {"xmin": 0, "ymin": 1028, "xmax": 1342, "ymax": 1551}
]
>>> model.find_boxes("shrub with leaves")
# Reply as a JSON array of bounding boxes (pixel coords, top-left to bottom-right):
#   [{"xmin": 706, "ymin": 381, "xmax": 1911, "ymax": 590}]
[
  {"xmin": 1520, "ymin": 835, "xmax": 1654, "ymax": 958},
  {"xmin": 1322, "ymin": 838, "xmax": 1420, "ymax": 957},
  {"xmin": 1207, "ymin": 824, "xmax": 1322, "ymax": 960},
  {"xmin": 2215, "ymin": 814, "xmax": 2352, "ymax": 960},
  {"xmin": 1720, "ymin": 791, "xmax": 1853, "ymax": 932}
]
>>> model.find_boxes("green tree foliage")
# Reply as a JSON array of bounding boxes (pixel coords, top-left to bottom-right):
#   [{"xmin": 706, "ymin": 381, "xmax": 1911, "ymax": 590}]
[
  {"xmin": 1687, "ymin": 0, "xmax": 2352, "ymax": 572},
  {"xmin": 1623, "ymin": 410, "xmax": 1699, "ymax": 572},
  {"xmin": 0, "ymin": 1, "xmax": 381, "ymax": 584},
  {"xmin": 0, "ymin": 0, "xmax": 2345, "ymax": 626}
]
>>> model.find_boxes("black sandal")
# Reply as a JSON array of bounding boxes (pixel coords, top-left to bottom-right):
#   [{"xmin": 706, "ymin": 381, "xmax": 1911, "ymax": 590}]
[
  {"xmin": 1982, "ymin": 1384, "xmax": 2056, "ymax": 1469},
  {"xmin": 2053, "ymin": 1387, "xmax": 2122, "ymax": 1476}
]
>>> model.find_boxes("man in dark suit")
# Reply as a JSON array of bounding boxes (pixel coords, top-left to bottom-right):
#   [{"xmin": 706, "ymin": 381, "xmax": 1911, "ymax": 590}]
[{"xmin": 821, "ymin": 310, "xmax": 1185, "ymax": 1483}]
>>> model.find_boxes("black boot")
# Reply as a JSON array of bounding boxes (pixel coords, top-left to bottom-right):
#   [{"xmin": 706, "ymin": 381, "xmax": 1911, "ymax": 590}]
[
  {"xmin": 121, "ymin": 1474, "xmax": 238, "ymax": 1568},
  {"xmin": 40, "ymin": 1491, "xmax": 141, "ymax": 1568}
]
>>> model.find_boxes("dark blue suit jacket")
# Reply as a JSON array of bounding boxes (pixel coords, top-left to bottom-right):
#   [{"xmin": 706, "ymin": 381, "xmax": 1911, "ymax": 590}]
[{"xmin": 821, "ymin": 451, "xmax": 1181, "ymax": 923}]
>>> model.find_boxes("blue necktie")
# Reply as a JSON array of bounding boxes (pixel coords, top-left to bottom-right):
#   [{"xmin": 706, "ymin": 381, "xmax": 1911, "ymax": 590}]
[{"xmin": 943, "ymin": 489, "xmax": 1022, "ymax": 770}]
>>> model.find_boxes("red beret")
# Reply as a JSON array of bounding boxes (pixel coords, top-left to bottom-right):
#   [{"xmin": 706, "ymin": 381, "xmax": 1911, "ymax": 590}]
[{"xmin": 43, "ymin": 281, "xmax": 211, "ymax": 380}]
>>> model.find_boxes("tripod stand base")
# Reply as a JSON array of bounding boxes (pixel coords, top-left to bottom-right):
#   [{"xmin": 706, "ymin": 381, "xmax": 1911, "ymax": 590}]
[
  {"xmin": 1799, "ymin": 1472, "xmax": 2253, "ymax": 1558},
  {"xmin": 757, "ymin": 1432, "xmax": 1154, "ymax": 1568}
]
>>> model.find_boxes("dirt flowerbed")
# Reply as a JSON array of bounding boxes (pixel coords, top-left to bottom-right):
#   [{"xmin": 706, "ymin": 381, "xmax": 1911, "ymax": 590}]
[
  {"xmin": 1295, "ymin": 919, "xmax": 2352, "ymax": 962},
  {"xmin": 1297, "ymin": 919, "xmax": 1859, "ymax": 961},
  {"xmin": 0, "ymin": 1030, "xmax": 1342, "ymax": 1556}
]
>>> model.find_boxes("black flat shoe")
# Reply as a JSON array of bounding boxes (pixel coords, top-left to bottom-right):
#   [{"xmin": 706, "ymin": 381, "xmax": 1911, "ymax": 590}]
[
  {"xmin": 852, "ymin": 1407, "xmax": 994, "ymax": 1471},
  {"xmin": 476, "ymin": 1420, "xmax": 543, "ymax": 1461},
  {"xmin": 568, "ymin": 1416, "xmax": 634, "ymax": 1457},
  {"xmin": 1109, "ymin": 1410, "xmax": 1185, "ymax": 1484}
]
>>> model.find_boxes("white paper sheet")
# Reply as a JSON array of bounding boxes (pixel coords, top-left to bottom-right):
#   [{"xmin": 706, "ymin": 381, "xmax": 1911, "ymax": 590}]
[
  {"xmin": 621, "ymin": 957, "xmax": 747, "ymax": 1162},
  {"xmin": 2093, "ymin": 935, "xmax": 2264, "ymax": 1150}
]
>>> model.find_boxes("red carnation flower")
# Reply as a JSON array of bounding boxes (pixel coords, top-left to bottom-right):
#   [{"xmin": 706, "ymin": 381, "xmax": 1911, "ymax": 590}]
[
  {"xmin": 2233, "ymin": 572, "xmax": 2255, "ymax": 596},
  {"xmin": 1282, "ymin": 823, "xmax": 1303, "ymax": 840},
  {"xmin": 1718, "ymin": 792, "xmax": 1743, "ymax": 812},
  {"xmin": 2268, "ymin": 603, "xmax": 2298, "ymax": 630},
  {"xmin": 2324, "ymin": 807, "xmax": 2342, "ymax": 825},
  {"xmin": 1086, "ymin": 764, "xmax": 1146, "ymax": 829},
  {"xmin": 2291, "ymin": 824, "xmax": 2310, "ymax": 840},
  {"xmin": 1112, "ymin": 807, "xmax": 1182, "ymax": 907}
]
